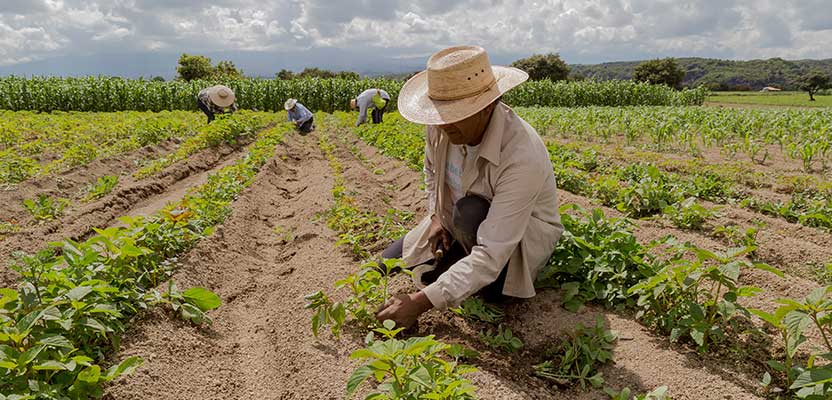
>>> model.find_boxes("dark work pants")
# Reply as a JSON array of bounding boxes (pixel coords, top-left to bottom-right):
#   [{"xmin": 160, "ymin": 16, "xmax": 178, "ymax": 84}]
[
  {"xmin": 197, "ymin": 99, "xmax": 214, "ymax": 124},
  {"xmin": 297, "ymin": 117, "xmax": 315, "ymax": 135},
  {"xmin": 371, "ymin": 102, "xmax": 387, "ymax": 124},
  {"xmin": 382, "ymin": 195, "xmax": 508, "ymax": 303}
]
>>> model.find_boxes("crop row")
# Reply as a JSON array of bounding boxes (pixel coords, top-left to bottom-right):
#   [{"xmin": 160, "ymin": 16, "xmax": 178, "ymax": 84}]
[
  {"xmin": 0, "ymin": 121, "xmax": 294, "ymax": 399},
  {"xmin": 0, "ymin": 111, "xmax": 202, "ymax": 184},
  {"xmin": 516, "ymin": 106, "xmax": 832, "ymax": 172},
  {"xmin": 133, "ymin": 111, "xmax": 280, "ymax": 179},
  {"xmin": 0, "ymin": 77, "xmax": 706, "ymax": 113},
  {"xmin": 331, "ymin": 111, "xmax": 832, "ymax": 398},
  {"xmin": 343, "ymin": 109, "xmax": 832, "ymax": 234}
]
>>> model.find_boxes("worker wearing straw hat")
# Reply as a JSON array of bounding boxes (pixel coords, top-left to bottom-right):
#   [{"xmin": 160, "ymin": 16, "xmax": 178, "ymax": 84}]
[
  {"xmin": 376, "ymin": 45, "xmax": 563, "ymax": 329},
  {"xmin": 284, "ymin": 98, "xmax": 315, "ymax": 135},
  {"xmin": 350, "ymin": 88, "xmax": 391, "ymax": 126},
  {"xmin": 196, "ymin": 85, "xmax": 238, "ymax": 124}
]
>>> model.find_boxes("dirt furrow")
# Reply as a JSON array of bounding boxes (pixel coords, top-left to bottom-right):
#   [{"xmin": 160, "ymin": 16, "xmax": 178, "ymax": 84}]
[
  {"xmin": 0, "ymin": 136, "xmax": 255, "ymax": 287},
  {"xmin": 106, "ymin": 132, "xmax": 364, "ymax": 399}
]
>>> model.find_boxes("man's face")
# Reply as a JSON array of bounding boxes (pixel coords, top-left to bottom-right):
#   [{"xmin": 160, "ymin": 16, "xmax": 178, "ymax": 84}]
[{"xmin": 435, "ymin": 102, "xmax": 496, "ymax": 145}]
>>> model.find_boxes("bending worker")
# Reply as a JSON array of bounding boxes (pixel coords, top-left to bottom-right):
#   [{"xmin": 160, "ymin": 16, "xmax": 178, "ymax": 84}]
[
  {"xmin": 351, "ymin": 88, "xmax": 390, "ymax": 126},
  {"xmin": 196, "ymin": 85, "xmax": 237, "ymax": 124},
  {"xmin": 284, "ymin": 98, "xmax": 315, "ymax": 135},
  {"xmin": 375, "ymin": 45, "xmax": 563, "ymax": 329}
]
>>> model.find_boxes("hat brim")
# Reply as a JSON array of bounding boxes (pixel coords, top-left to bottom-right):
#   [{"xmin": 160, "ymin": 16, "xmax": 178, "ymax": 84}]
[
  {"xmin": 208, "ymin": 86, "xmax": 236, "ymax": 108},
  {"xmin": 397, "ymin": 66, "xmax": 528, "ymax": 125}
]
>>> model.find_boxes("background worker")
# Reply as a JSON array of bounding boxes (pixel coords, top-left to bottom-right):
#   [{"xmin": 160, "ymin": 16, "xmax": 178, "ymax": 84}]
[
  {"xmin": 351, "ymin": 88, "xmax": 391, "ymax": 126},
  {"xmin": 196, "ymin": 85, "xmax": 237, "ymax": 124},
  {"xmin": 285, "ymin": 98, "xmax": 315, "ymax": 135}
]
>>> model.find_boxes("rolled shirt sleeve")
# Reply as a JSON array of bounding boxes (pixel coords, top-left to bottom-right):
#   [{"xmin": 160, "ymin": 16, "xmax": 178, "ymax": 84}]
[{"xmin": 422, "ymin": 155, "xmax": 545, "ymax": 310}]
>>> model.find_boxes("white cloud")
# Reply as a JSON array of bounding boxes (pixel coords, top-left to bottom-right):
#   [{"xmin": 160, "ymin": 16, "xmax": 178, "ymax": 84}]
[{"xmin": 0, "ymin": 0, "xmax": 829, "ymax": 69}]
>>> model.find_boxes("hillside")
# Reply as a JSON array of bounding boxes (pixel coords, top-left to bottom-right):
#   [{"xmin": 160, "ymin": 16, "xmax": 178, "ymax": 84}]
[{"xmin": 570, "ymin": 57, "xmax": 832, "ymax": 90}]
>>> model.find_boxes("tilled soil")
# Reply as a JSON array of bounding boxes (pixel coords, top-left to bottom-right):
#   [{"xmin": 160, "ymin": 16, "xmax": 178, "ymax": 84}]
[
  {"xmin": 104, "ymin": 128, "xmax": 797, "ymax": 399},
  {"xmin": 0, "ymin": 135, "xmax": 256, "ymax": 287}
]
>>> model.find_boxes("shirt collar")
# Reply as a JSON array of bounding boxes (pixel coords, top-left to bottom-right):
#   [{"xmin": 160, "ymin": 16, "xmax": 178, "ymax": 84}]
[{"xmin": 476, "ymin": 102, "xmax": 508, "ymax": 166}]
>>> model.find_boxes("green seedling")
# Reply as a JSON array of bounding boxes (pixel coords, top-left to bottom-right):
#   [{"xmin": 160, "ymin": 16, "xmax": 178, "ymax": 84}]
[
  {"xmin": 605, "ymin": 386, "xmax": 671, "ymax": 400},
  {"xmin": 480, "ymin": 325, "xmax": 524, "ymax": 353},
  {"xmin": 629, "ymin": 239, "xmax": 782, "ymax": 351},
  {"xmin": 662, "ymin": 197, "xmax": 720, "ymax": 230},
  {"xmin": 305, "ymin": 259, "xmax": 406, "ymax": 338},
  {"xmin": 534, "ymin": 317, "xmax": 616, "ymax": 390},
  {"xmin": 83, "ymin": 175, "xmax": 118, "ymax": 201},
  {"xmin": 347, "ymin": 320, "xmax": 478, "ymax": 399},
  {"xmin": 451, "ymin": 297, "xmax": 504, "ymax": 324},
  {"xmin": 23, "ymin": 194, "xmax": 69, "ymax": 222},
  {"xmin": 273, "ymin": 225, "xmax": 295, "ymax": 243}
]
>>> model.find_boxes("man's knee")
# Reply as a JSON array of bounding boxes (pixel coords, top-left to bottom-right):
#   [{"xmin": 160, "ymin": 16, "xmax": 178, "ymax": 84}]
[
  {"xmin": 452, "ymin": 195, "xmax": 490, "ymax": 251},
  {"xmin": 381, "ymin": 237, "xmax": 404, "ymax": 260}
]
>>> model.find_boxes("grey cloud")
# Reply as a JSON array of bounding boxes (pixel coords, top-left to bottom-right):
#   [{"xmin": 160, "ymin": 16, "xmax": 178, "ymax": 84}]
[{"xmin": 0, "ymin": 0, "xmax": 829, "ymax": 70}]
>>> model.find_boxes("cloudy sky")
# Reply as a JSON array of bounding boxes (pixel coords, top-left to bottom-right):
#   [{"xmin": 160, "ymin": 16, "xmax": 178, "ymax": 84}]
[{"xmin": 0, "ymin": 0, "xmax": 830, "ymax": 76}]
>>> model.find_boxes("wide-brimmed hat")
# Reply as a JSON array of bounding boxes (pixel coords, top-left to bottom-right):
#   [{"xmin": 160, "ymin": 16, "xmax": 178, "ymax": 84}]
[
  {"xmin": 398, "ymin": 45, "xmax": 528, "ymax": 125},
  {"xmin": 349, "ymin": 98, "xmax": 357, "ymax": 109},
  {"xmin": 284, "ymin": 98, "xmax": 297, "ymax": 110},
  {"xmin": 208, "ymin": 85, "xmax": 235, "ymax": 108}
]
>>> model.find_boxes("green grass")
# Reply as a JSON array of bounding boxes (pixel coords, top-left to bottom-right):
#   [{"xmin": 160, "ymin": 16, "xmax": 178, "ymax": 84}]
[{"xmin": 707, "ymin": 91, "xmax": 832, "ymax": 107}]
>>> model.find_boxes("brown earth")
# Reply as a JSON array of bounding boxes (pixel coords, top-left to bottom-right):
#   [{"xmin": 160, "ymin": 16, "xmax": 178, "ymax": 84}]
[
  {"xmin": 0, "ymin": 135, "xmax": 257, "ymax": 287},
  {"xmin": 104, "ymin": 125, "xmax": 807, "ymax": 399}
]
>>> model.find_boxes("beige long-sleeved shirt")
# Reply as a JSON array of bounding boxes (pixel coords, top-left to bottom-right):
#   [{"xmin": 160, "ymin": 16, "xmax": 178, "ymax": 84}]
[{"xmin": 402, "ymin": 102, "xmax": 563, "ymax": 310}]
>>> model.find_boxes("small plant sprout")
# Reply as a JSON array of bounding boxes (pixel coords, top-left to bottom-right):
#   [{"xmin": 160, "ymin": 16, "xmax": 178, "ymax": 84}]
[
  {"xmin": 23, "ymin": 194, "xmax": 70, "ymax": 222},
  {"xmin": 347, "ymin": 320, "xmax": 478, "ymax": 399},
  {"xmin": 305, "ymin": 258, "xmax": 407, "ymax": 338},
  {"xmin": 479, "ymin": 325, "xmax": 524, "ymax": 353},
  {"xmin": 83, "ymin": 175, "xmax": 119, "ymax": 201},
  {"xmin": 450, "ymin": 297, "xmax": 505, "ymax": 324},
  {"xmin": 534, "ymin": 317, "xmax": 617, "ymax": 390}
]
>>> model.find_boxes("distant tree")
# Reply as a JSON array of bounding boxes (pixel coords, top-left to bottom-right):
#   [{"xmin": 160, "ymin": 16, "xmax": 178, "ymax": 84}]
[
  {"xmin": 213, "ymin": 60, "xmax": 243, "ymax": 79},
  {"xmin": 276, "ymin": 69, "xmax": 295, "ymax": 80},
  {"xmin": 633, "ymin": 58, "xmax": 685, "ymax": 89},
  {"xmin": 151, "ymin": 76, "xmax": 165, "ymax": 82},
  {"xmin": 298, "ymin": 67, "xmax": 336, "ymax": 79},
  {"xmin": 335, "ymin": 71, "xmax": 360, "ymax": 80},
  {"xmin": 176, "ymin": 53, "xmax": 214, "ymax": 81},
  {"xmin": 511, "ymin": 53, "xmax": 570, "ymax": 81},
  {"xmin": 798, "ymin": 70, "xmax": 831, "ymax": 101}
]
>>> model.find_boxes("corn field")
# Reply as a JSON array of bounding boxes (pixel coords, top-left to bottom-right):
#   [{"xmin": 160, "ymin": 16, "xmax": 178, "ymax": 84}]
[{"xmin": 0, "ymin": 76, "xmax": 707, "ymax": 112}]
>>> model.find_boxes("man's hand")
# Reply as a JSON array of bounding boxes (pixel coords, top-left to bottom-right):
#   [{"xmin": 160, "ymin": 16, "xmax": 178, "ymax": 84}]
[
  {"xmin": 376, "ymin": 291, "xmax": 433, "ymax": 329},
  {"xmin": 427, "ymin": 215, "xmax": 451, "ymax": 255}
]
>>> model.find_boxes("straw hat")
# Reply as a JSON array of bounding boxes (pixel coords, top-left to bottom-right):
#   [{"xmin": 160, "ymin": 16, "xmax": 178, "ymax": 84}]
[
  {"xmin": 284, "ymin": 98, "xmax": 297, "ymax": 111},
  {"xmin": 397, "ymin": 45, "xmax": 528, "ymax": 125},
  {"xmin": 208, "ymin": 85, "xmax": 235, "ymax": 108},
  {"xmin": 349, "ymin": 98, "xmax": 357, "ymax": 110}
]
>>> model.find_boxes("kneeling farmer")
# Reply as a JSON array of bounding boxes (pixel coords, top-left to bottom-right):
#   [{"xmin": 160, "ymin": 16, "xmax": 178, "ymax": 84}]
[
  {"xmin": 376, "ymin": 45, "xmax": 563, "ymax": 328},
  {"xmin": 284, "ymin": 98, "xmax": 315, "ymax": 135},
  {"xmin": 196, "ymin": 85, "xmax": 237, "ymax": 124}
]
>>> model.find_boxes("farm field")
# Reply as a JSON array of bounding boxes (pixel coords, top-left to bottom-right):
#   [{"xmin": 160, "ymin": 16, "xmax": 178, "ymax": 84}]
[
  {"xmin": 2, "ymin": 105, "xmax": 832, "ymax": 399},
  {"xmin": 706, "ymin": 91, "xmax": 832, "ymax": 108}
]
